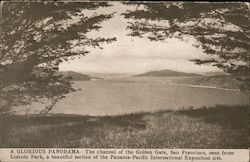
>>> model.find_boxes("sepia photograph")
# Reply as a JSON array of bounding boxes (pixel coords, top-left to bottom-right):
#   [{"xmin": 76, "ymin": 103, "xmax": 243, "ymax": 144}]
[{"xmin": 0, "ymin": 0, "xmax": 249, "ymax": 151}]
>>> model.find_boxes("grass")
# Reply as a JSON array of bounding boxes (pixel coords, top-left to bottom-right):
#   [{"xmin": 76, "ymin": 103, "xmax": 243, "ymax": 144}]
[{"xmin": 0, "ymin": 104, "xmax": 248, "ymax": 148}]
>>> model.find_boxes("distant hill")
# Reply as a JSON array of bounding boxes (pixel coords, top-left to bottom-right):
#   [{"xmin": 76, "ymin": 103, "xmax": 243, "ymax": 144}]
[
  {"xmin": 56, "ymin": 71, "xmax": 94, "ymax": 81},
  {"xmin": 135, "ymin": 69, "xmax": 201, "ymax": 77}
]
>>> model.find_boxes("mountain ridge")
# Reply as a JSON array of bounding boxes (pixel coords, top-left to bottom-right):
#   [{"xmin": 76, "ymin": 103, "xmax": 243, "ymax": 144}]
[{"xmin": 135, "ymin": 69, "xmax": 201, "ymax": 77}]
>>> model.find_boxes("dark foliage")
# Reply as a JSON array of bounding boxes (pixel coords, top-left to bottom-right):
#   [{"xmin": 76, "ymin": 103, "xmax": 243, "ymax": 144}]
[
  {"xmin": 0, "ymin": 1, "xmax": 116, "ymax": 114},
  {"xmin": 123, "ymin": 2, "xmax": 250, "ymax": 91}
]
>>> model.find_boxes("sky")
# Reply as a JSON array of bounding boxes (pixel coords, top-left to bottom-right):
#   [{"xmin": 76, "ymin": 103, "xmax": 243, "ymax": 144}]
[{"xmin": 59, "ymin": 2, "xmax": 221, "ymax": 74}]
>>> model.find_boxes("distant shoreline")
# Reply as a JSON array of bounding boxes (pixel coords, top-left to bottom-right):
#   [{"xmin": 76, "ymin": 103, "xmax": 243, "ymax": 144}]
[
  {"xmin": 162, "ymin": 83, "xmax": 241, "ymax": 92},
  {"xmin": 73, "ymin": 79, "xmax": 242, "ymax": 92}
]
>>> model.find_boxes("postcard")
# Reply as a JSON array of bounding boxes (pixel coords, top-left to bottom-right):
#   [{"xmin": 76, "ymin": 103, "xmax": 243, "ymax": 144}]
[{"xmin": 0, "ymin": 1, "xmax": 249, "ymax": 162}]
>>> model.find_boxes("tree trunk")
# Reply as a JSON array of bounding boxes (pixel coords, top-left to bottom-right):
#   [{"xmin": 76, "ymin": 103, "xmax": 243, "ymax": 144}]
[{"xmin": 40, "ymin": 97, "xmax": 59, "ymax": 114}]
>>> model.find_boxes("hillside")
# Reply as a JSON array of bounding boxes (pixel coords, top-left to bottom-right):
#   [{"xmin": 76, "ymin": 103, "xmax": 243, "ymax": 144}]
[
  {"xmin": 1, "ymin": 105, "xmax": 248, "ymax": 148},
  {"xmin": 56, "ymin": 71, "xmax": 92, "ymax": 81},
  {"xmin": 136, "ymin": 69, "xmax": 201, "ymax": 77}
]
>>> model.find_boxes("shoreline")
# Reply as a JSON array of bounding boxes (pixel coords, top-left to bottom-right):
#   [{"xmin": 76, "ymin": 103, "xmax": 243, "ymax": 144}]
[{"xmin": 164, "ymin": 83, "xmax": 241, "ymax": 92}]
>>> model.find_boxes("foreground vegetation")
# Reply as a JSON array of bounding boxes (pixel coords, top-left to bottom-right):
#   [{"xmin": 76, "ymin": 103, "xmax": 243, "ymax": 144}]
[{"xmin": 0, "ymin": 105, "xmax": 248, "ymax": 148}]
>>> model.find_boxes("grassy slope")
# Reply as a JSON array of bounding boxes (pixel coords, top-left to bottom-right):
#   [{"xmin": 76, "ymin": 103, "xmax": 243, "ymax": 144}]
[{"xmin": 0, "ymin": 105, "xmax": 248, "ymax": 148}]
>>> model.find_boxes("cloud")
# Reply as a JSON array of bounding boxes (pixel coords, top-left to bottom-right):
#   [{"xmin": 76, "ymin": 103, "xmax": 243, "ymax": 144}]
[{"xmin": 59, "ymin": 2, "xmax": 220, "ymax": 74}]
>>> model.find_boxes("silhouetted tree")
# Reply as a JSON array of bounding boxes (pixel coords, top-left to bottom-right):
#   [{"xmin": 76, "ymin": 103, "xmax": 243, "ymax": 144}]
[
  {"xmin": 0, "ymin": 1, "xmax": 116, "ymax": 114},
  {"xmin": 123, "ymin": 2, "xmax": 250, "ymax": 91}
]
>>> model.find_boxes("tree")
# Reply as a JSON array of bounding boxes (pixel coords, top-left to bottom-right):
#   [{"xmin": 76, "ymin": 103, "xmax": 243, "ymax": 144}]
[
  {"xmin": 123, "ymin": 2, "xmax": 250, "ymax": 91},
  {"xmin": 0, "ymin": 1, "xmax": 116, "ymax": 114}
]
